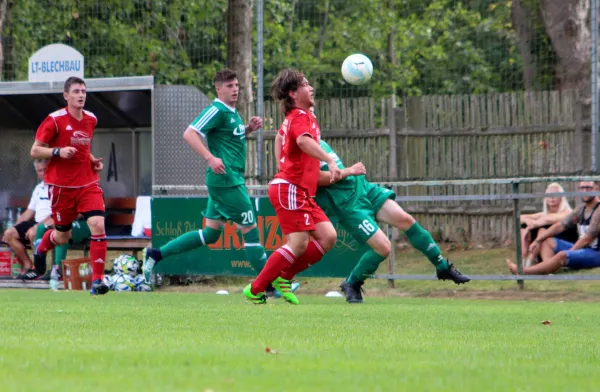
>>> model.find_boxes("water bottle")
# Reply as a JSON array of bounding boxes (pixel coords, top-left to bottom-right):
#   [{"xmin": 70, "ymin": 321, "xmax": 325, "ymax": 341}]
[
  {"xmin": 5, "ymin": 208, "xmax": 14, "ymax": 230},
  {"xmin": 49, "ymin": 265, "xmax": 60, "ymax": 291}
]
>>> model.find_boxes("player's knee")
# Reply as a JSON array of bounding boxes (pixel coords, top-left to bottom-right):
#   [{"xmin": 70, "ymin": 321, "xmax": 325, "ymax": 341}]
[
  {"xmin": 86, "ymin": 216, "xmax": 105, "ymax": 234},
  {"xmin": 320, "ymin": 231, "xmax": 337, "ymax": 253},
  {"xmin": 392, "ymin": 211, "xmax": 416, "ymax": 231},
  {"xmin": 53, "ymin": 230, "xmax": 71, "ymax": 245},
  {"xmin": 201, "ymin": 227, "xmax": 222, "ymax": 244},
  {"xmin": 2, "ymin": 227, "xmax": 18, "ymax": 242},
  {"xmin": 373, "ymin": 237, "xmax": 391, "ymax": 257}
]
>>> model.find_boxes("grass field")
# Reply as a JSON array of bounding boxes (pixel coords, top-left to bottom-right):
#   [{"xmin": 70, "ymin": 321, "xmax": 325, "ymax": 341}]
[{"xmin": 2, "ymin": 290, "xmax": 600, "ymax": 391}]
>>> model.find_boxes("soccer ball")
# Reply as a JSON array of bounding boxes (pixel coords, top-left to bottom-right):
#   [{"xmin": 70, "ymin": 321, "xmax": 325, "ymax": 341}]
[
  {"xmin": 341, "ymin": 53, "xmax": 373, "ymax": 85},
  {"xmin": 112, "ymin": 254, "xmax": 139, "ymax": 277},
  {"xmin": 125, "ymin": 258, "xmax": 139, "ymax": 277},
  {"xmin": 113, "ymin": 274, "xmax": 135, "ymax": 292},
  {"xmin": 102, "ymin": 274, "xmax": 116, "ymax": 291},
  {"xmin": 136, "ymin": 283, "xmax": 152, "ymax": 292}
]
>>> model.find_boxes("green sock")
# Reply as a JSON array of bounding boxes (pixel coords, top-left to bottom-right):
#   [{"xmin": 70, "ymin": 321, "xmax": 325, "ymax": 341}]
[
  {"xmin": 405, "ymin": 222, "xmax": 448, "ymax": 271},
  {"xmin": 54, "ymin": 245, "xmax": 68, "ymax": 271},
  {"xmin": 243, "ymin": 227, "xmax": 267, "ymax": 273},
  {"xmin": 160, "ymin": 227, "xmax": 222, "ymax": 258},
  {"xmin": 347, "ymin": 250, "xmax": 387, "ymax": 284}
]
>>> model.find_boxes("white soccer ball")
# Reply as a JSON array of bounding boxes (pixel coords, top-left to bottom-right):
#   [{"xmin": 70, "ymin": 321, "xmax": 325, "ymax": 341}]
[
  {"xmin": 125, "ymin": 258, "xmax": 139, "ymax": 277},
  {"xmin": 136, "ymin": 283, "xmax": 152, "ymax": 292},
  {"xmin": 132, "ymin": 274, "xmax": 146, "ymax": 287},
  {"xmin": 341, "ymin": 53, "xmax": 373, "ymax": 85},
  {"xmin": 102, "ymin": 274, "xmax": 116, "ymax": 291},
  {"xmin": 113, "ymin": 274, "xmax": 135, "ymax": 292}
]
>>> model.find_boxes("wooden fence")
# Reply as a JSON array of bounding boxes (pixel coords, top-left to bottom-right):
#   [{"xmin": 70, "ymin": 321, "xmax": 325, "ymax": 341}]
[{"xmin": 241, "ymin": 89, "xmax": 591, "ymax": 244}]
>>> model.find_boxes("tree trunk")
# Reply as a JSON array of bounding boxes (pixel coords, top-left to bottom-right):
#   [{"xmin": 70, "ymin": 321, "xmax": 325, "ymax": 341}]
[
  {"xmin": 511, "ymin": 0, "xmax": 537, "ymax": 90},
  {"xmin": 540, "ymin": 0, "xmax": 591, "ymax": 102},
  {"xmin": 227, "ymin": 0, "xmax": 253, "ymax": 105},
  {"xmin": 286, "ymin": 0, "xmax": 297, "ymax": 56},
  {"xmin": 0, "ymin": 0, "xmax": 8, "ymax": 81},
  {"xmin": 315, "ymin": 0, "xmax": 330, "ymax": 59}
]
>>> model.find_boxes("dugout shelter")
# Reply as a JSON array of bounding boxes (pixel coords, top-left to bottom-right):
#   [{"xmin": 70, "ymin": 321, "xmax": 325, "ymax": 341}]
[{"xmin": 0, "ymin": 76, "xmax": 214, "ymax": 223}]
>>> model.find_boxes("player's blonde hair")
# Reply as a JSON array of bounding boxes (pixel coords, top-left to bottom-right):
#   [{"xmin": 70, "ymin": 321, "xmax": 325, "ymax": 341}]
[{"xmin": 542, "ymin": 183, "xmax": 571, "ymax": 214}]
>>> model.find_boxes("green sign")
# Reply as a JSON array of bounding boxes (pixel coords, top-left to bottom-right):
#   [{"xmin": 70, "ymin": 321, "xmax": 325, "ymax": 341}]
[{"xmin": 151, "ymin": 197, "xmax": 369, "ymax": 277}]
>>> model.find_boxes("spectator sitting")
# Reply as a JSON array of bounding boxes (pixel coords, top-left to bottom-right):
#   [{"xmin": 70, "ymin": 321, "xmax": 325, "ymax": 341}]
[
  {"xmin": 1, "ymin": 159, "xmax": 52, "ymax": 279},
  {"xmin": 506, "ymin": 181, "xmax": 600, "ymax": 275},
  {"xmin": 520, "ymin": 183, "xmax": 577, "ymax": 267}
]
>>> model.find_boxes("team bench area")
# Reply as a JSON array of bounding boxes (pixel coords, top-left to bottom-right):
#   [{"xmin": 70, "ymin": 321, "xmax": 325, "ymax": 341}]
[{"xmin": 4, "ymin": 196, "xmax": 151, "ymax": 260}]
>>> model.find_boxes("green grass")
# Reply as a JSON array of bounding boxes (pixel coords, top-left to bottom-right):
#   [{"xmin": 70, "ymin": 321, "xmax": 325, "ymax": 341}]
[{"xmin": 1, "ymin": 290, "xmax": 600, "ymax": 391}]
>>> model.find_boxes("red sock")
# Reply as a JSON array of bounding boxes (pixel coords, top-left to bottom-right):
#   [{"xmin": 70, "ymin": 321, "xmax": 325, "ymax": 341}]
[
  {"xmin": 280, "ymin": 239, "xmax": 325, "ymax": 280},
  {"xmin": 251, "ymin": 246, "xmax": 296, "ymax": 295},
  {"xmin": 37, "ymin": 229, "xmax": 58, "ymax": 254},
  {"xmin": 90, "ymin": 234, "xmax": 107, "ymax": 281}
]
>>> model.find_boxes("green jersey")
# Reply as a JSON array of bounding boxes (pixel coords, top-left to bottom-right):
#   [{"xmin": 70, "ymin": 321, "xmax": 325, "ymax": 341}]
[
  {"xmin": 189, "ymin": 99, "xmax": 247, "ymax": 187},
  {"xmin": 315, "ymin": 140, "xmax": 366, "ymax": 212}
]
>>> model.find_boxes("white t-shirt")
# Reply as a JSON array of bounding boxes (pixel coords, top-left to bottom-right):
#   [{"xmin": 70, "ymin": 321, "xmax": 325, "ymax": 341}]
[{"xmin": 27, "ymin": 182, "xmax": 52, "ymax": 223}]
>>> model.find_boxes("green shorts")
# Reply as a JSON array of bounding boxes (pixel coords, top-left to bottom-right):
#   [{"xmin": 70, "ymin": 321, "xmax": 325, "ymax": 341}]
[
  {"xmin": 338, "ymin": 183, "xmax": 396, "ymax": 244},
  {"xmin": 205, "ymin": 185, "xmax": 257, "ymax": 226}
]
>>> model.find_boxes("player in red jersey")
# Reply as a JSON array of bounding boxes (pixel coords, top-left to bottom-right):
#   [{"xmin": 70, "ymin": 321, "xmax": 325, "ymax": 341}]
[
  {"xmin": 29, "ymin": 77, "xmax": 109, "ymax": 295},
  {"xmin": 243, "ymin": 69, "xmax": 342, "ymax": 304}
]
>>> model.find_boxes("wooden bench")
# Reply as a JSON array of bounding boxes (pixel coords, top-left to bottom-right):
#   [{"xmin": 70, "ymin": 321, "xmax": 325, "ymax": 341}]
[{"xmin": 2, "ymin": 196, "xmax": 151, "ymax": 260}]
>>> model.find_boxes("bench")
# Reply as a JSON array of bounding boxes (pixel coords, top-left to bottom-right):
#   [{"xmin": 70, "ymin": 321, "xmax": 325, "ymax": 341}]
[{"xmin": 1, "ymin": 196, "xmax": 151, "ymax": 260}]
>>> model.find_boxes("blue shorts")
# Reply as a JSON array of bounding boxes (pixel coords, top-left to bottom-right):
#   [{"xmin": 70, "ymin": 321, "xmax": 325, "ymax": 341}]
[{"xmin": 554, "ymin": 238, "xmax": 600, "ymax": 270}]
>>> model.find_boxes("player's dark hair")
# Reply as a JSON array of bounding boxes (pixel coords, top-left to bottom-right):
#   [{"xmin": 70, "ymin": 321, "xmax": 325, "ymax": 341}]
[
  {"xmin": 271, "ymin": 69, "xmax": 305, "ymax": 115},
  {"xmin": 214, "ymin": 69, "xmax": 237, "ymax": 85},
  {"xmin": 64, "ymin": 77, "xmax": 86, "ymax": 93}
]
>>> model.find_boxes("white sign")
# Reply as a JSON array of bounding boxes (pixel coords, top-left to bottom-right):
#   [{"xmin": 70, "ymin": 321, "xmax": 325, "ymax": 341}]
[{"xmin": 28, "ymin": 44, "xmax": 84, "ymax": 82}]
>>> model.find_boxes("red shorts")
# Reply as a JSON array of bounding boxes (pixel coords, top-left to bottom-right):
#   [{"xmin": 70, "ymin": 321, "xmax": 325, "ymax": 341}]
[
  {"xmin": 268, "ymin": 182, "xmax": 329, "ymax": 235},
  {"xmin": 49, "ymin": 182, "xmax": 104, "ymax": 226}
]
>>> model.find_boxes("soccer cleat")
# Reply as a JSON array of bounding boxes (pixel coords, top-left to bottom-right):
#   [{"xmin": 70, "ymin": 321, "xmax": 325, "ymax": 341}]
[
  {"xmin": 436, "ymin": 261, "xmax": 470, "ymax": 284},
  {"xmin": 272, "ymin": 277, "xmax": 299, "ymax": 305},
  {"xmin": 142, "ymin": 248, "xmax": 160, "ymax": 285},
  {"xmin": 17, "ymin": 269, "xmax": 41, "ymax": 280},
  {"xmin": 266, "ymin": 281, "xmax": 300, "ymax": 298},
  {"xmin": 90, "ymin": 279, "xmax": 110, "ymax": 295},
  {"xmin": 243, "ymin": 284, "xmax": 266, "ymax": 304},
  {"xmin": 340, "ymin": 280, "xmax": 364, "ymax": 303}
]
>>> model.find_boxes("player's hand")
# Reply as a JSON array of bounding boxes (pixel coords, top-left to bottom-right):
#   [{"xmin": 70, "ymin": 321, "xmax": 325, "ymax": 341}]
[
  {"xmin": 248, "ymin": 116, "xmax": 263, "ymax": 132},
  {"xmin": 328, "ymin": 161, "xmax": 342, "ymax": 183},
  {"xmin": 60, "ymin": 147, "xmax": 77, "ymax": 159},
  {"xmin": 91, "ymin": 157, "xmax": 103, "ymax": 172},
  {"xmin": 208, "ymin": 156, "xmax": 226, "ymax": 174},
  {"xmin": 348, "ymin": 162, "xmax": 366, "ymax": 176},
  {"xmin": 529, "ymin": 240, "xmax": 541, "ymax": 254},
  {"xmin": 26, "ymin": 227, "xmax": 37, "ymax": 244}
]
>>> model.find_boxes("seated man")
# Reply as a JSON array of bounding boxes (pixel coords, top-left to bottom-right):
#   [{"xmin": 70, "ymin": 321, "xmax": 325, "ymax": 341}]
[
  {"xmin": 506, "ymin": 181, "xmax": 600, "ymax": 275},
  {"xmin": 2, "ymin": 159, "xmax": 52, "ymax": 278}
]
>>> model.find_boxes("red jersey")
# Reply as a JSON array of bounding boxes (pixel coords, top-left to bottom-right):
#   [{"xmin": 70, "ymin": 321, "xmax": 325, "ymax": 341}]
[
  {"xmin": 274, "ymin": 108, "xmax": 321, "ymax": 196},
  {"xmin": 35, "ymin": 108, "xmax": 99, "ymax": 188}
]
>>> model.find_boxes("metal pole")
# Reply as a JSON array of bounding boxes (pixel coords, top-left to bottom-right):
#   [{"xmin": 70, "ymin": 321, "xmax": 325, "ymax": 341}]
[
  {"xmin": 512, "ymin": 182, "xmax": 524, "ymax": 290},
  {"xmin": 593, "ymin": 0, "xmax": 598, "ymax": 172},
  {"xmin": 256, "ymin": 0, "xmax": 264, "ymax": 178}
]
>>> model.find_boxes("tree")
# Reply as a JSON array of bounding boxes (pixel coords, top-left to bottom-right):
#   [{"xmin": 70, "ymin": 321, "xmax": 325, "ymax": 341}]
[
  {"xmin": 0, "ymin": 0, "xmax": 7, "ymax": 81},
  {"xmin": 227, "ymin": 0, "xmax": 253, "ymax": 104}
]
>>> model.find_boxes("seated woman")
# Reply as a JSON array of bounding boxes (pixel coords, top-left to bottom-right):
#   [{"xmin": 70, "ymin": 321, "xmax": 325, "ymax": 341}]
[{"xmin": 520, "ymin": 183, "xmax": 577, "ymax": 267}]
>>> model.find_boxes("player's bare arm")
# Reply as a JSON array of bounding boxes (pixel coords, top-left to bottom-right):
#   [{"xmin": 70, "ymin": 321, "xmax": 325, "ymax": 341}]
[
  {"xmin": 571, "ymin": 208, "xmax": 600, "ymax": 250},
  {"xmin": 183, "ymin": 127, "xmax": 225, "ymax": 174},
  {"xmin": 296, "ymin": 135, "xmax": 342, "ymax": 182},
  {"xmin": 245, "ymin": 116, "xmax": 263, "ymax": 136},
  {"xmin": 529, "ymin": 208, "xmax": 578, "ymax": 253},
  {"xmin": 274, "ymin": 133, "xmax": 283, "ymax": 171},
  {"xmin": 318, "ymin": 162, "xmax": 367, "ymax": 187},
  {"xmin": 30, "ymin": 140, "xmax": 76, "ymax": 160}
]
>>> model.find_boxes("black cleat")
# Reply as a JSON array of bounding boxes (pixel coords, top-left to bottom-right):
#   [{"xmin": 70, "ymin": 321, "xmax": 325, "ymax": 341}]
[
  {"xmin": 436, "ymin": 261, "xmax": 470, "ymax": 284},
  {"xmin": 90, "ymin": 279, "xmax": 109, "ymax": 295},
  {"xmin": 17, "ymin": 269, "xmax": 41, "ymax": 280},
  {"xmin": 340, "ymin": 280, "xmax": 364, "ymax": 303}
]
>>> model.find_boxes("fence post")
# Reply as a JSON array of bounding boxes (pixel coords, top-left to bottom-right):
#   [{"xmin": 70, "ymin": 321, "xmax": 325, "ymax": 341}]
[
  {"xmin": 387, "ymin": 223, "xmax": 396, "ymax": 288},
  {"xmin": 388, "ymin": 97, "xmax": 397, "ymax": 181},
  {"xmin": 512, "ymin": 182, "xmax": 524, "ymax": 290}
]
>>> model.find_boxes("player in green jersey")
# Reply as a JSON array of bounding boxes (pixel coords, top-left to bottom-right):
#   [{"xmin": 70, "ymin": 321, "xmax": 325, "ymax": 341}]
[
  {"xmin": 141, "ymin": 69, "xmax": 271, "ymax": 285},
  {"xmin": 275, "ymin": 130, "xmax": 470, "ymax": 303}
]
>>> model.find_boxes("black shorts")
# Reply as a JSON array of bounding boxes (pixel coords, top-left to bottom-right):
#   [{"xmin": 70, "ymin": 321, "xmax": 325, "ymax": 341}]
[
  {"xmin": 530, "ymin": 224, "xmax": 579, "ymax": 244},
  {"xmin": 13, "ymin": 220, "xmax": 36, "ymax": 244}
]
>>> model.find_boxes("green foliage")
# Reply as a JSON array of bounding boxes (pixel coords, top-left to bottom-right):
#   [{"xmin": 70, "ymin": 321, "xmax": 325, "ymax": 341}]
[{"xmin": 1, "ymin": 0, "xmax": 548, "ymax": 98}]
